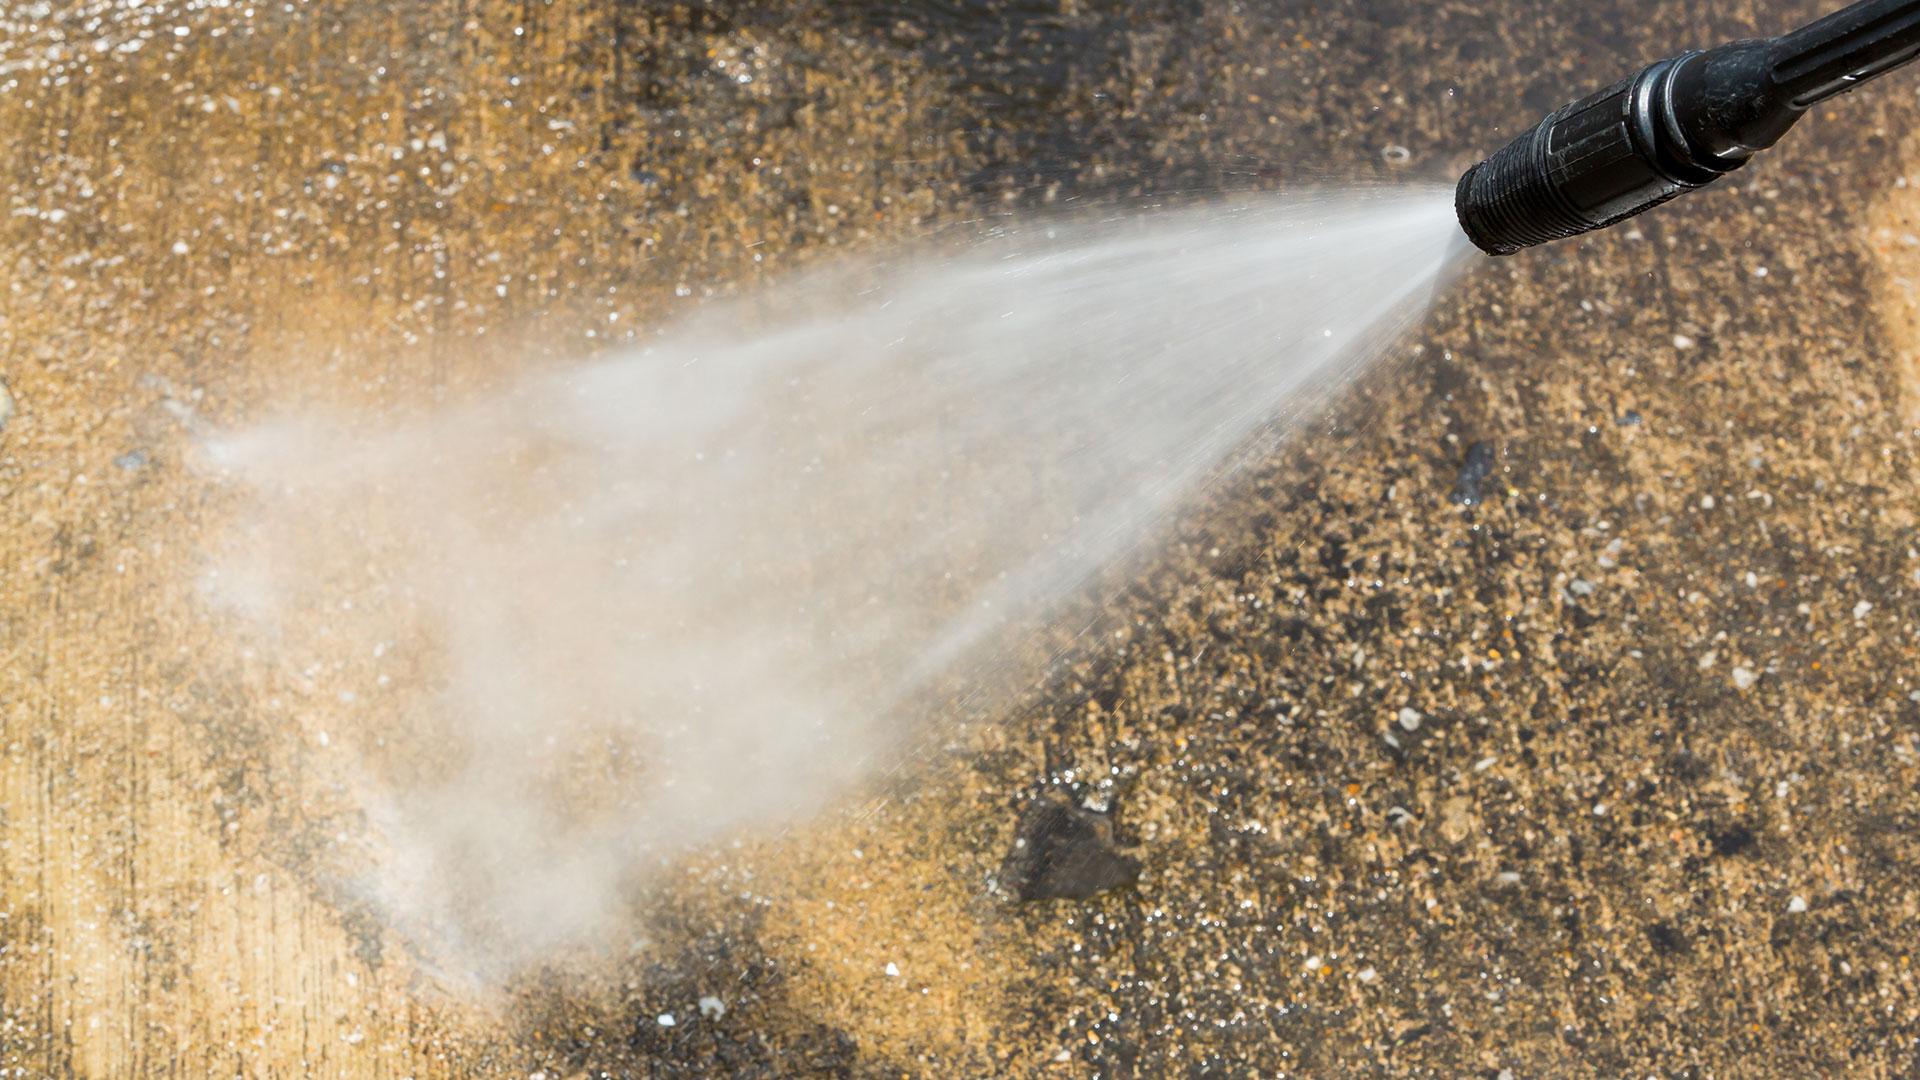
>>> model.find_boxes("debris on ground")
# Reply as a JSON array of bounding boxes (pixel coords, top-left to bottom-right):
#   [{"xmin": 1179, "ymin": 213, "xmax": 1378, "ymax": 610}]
[
  {"xmin": 999, "ymin": 795, "xmax": 1140, "ymax": 902},
  {"xmin": 1450, "ymin": 440, "xmax": 1496, "ymax": 505}
]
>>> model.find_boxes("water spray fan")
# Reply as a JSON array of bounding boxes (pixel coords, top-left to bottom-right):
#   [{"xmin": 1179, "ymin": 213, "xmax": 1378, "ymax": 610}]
[{"xmin": 1457, "ymin": 0, "xmax": 1920, "ymax": 255}]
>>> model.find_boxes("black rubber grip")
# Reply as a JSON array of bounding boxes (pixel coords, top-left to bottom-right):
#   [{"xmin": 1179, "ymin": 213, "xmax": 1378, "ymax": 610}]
[{"xmin": 1773, "ymin": 0, "xmax": 1920, "ymax": 106}]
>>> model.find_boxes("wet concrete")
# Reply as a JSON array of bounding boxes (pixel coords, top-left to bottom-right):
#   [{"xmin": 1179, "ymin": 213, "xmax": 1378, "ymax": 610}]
[{"xmin": 3, "ymin": 0, "xmax": 1919, "ymax": 1076}]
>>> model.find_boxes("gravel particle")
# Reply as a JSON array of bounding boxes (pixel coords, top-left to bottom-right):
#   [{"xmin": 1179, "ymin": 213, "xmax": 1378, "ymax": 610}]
[
  {"xmin": 1396, "ymin": 706, "xmax": 1423, "ymax": 732},
  {"xmin": 999, "ymin": 795, "xmax": 1140, "ymax": 901},
  {"xmin": 1788, "ymin": 895, "xmax": 1808, "ymax": 914},
  {"xmin": 1450, "ymin": 441, "xmax": 1497, "ymax": 506},
  {"xmin": 1853, "ymin": 600, "xmax": 1873, "ymax": 620},
  {"xmin": 1732, "ymin": 666, "xmax": 1758, "ymax": 690},
  {"xmin": 698, "ymin": 995, "xmax": 725, "ymax": 1019},
  {"xmin": 656, "ymin": 1013, "xmax": 676, "ymax": 1027}
]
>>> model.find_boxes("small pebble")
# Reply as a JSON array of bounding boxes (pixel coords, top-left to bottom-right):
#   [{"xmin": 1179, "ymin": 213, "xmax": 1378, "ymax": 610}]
[
  {"xmin": 1788, "ymin": 895, "xmax": 1808, "ymax": 914},
  {"xmin": 1854, "ymin": 600, "xmax": 1873, "ymax": 620},
  {"xmin": 1451, "ymin": 441, "xmax": 1497, "ymax": 506},
  {"xmin": 1732, "ymin": 666, "xmax": 1758, "ymax": 690},
  {"xmin": 699, "ymin": 995, "xmax": 725, "ymax": 1019},
  {"xmin": 1396, "ymin": 706, "xmax": 1423, "ymax": 732},
  {"xmin": 656, "ymin": 1013, "xmax": 676, "ymax": 1027}
]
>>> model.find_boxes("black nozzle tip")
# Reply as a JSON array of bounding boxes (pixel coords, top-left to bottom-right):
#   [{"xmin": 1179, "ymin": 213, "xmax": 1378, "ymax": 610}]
[
  {"xmin": 1454, "ymin": 164, "xmax": 1501, "ymax": 255},
  {"xmin": 1454, "ymin": 56, "xmax": 1693, "ymax": 258},
  {"xmin": 1456, "ymin": 37, "xmax": 1818, "ymax": 256},
  {"xmin": 1454, "ymin": 153, "xmax": 1574, "ymax": 257},
  {"xmin": 1457, "ymin": 0, "xmax": 1920, "ymax": 256}
]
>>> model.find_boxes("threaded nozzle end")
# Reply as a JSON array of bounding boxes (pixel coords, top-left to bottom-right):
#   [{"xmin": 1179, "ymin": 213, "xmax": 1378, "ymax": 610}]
[
  {"xmin": 1454, "ymin": 134, "xmax": 1592, "ymax": 256},
  {"xmin": 1453, "ymin": 50, "xmax": 1774, "ymax": 257}
]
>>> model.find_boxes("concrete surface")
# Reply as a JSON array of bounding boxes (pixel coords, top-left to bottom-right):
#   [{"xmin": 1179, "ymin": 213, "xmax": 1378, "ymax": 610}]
[{"xmin": 2, "ymin": 0, "xmax": 1918, "ymax": 1075}]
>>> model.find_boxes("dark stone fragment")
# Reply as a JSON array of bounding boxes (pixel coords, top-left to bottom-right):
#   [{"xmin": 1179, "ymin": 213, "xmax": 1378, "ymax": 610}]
[
  {"xmin": 1001, "ymin": 796, "xmax": 1140, "ymax": 901},
  {"xmin": 1450, "ymin": 441, "xmax": 1497, "ymax": 505},
  {"xmin": 1665, "ymin": 750, "xmax": 1709, "ymax": 782},
  {"xmin": 1392, "ymin": 1022, "xmax": 1434, "ymax": 1046},
  {"xmin": 1647, "ymin": 920, "xmax": 1690, "ymax": 956},
  {"xmin": 1709, "ymin": 822, "xmax": 1757, "ymax": 857}
]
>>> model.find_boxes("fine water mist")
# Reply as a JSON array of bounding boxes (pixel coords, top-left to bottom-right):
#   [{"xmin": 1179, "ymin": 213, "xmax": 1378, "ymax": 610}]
[{"xmin": 204, "ymin": 187, "xmax": 1467, "ymax": 979}]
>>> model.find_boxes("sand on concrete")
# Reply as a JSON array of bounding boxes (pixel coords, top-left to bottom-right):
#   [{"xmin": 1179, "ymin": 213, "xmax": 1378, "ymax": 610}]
[{"xmin": 3, "ymin": 1, "xmax": 1918, "ymax": 1076}]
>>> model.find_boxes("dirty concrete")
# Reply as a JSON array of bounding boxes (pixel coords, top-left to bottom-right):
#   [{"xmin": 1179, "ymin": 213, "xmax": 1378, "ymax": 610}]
[{"xmin": 3, "ymin": 0, "xmax": 1919, "ymax": 1076}]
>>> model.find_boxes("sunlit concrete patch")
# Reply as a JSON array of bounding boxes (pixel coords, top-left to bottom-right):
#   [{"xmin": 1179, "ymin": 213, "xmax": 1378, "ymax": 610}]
[{"xmin": 1865, "ymin": 146, "xmax": 1920, "ymax": 432}]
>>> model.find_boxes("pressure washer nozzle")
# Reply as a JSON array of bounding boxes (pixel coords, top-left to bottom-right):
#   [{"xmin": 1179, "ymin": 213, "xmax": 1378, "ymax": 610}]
[{"xmin": 1457, "ymin": 0, "xmax": 1920, "ymax": 256}]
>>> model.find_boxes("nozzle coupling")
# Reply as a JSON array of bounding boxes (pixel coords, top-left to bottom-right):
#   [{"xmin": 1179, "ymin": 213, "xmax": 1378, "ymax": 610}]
[
  {"xmin": 1457, "ymin": 0, "xmax": 1920, "ymax": 255},
  {"xmin": 1456, "ymin": 51, "xmax": 1738, "ymax": 256}
]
